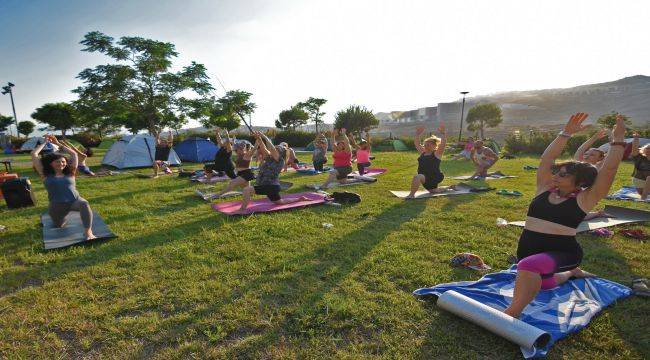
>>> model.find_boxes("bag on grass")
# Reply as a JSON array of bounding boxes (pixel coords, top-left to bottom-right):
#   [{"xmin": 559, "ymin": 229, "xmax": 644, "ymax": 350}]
[{"xmin": 330, "ymin": 191, "xmax": 361, "ymax": 204}]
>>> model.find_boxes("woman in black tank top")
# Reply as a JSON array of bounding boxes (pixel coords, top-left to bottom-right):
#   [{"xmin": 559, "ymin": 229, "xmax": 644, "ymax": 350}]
[
  {"xmin": 504, "ymin": 113, "xmax": 627, "ymax": 319},
  {"xmin": 213, "ymin": 141, "xmax": 257, "ymax": 198},
  {"xmin": 405, "ymin": 123, "xmax": 448, "ymax": 199}
]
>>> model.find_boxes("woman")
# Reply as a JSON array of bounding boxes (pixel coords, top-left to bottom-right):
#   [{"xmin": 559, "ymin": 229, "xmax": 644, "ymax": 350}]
[
  {"xmin": 452, "ymin": 136, "xmax": 474, "ymax": 160},
  {"xmin": 61, "ymin": 139, "xmax": 96, "ymax": 176},
  {"xmin": 212, "ymin": 141, "xmax": 257, "ymax": 198},
  {"xmin": 315, "ymin": 128, "xmax": 352, "ymax": 190},
  {"xmin": 281, "ymin": 143, "xmax": 301, "ymax": 172},
  {"xmin": 504, "ymin": 113, "xmax": 626, "ymax": 319},
  {"xmin": 574, "ymin": 128, "xmax": 607, "ymax": 168},
  {"xmin": 205, "ymin": 127, "xmax": 236, "ymax": 181},
  {"xmin": 153, "ymin": 132, "xmax": 173, "ymax": 177},
  {"xmin": 31, "ymin": 135, "xmax": 96, "ymax": 240},
  {"xmin": 405, "ymin": 122, "xmax": 448, "ymax": 198},
  {"xmin": 470, "ymin": 140, "xmax": 498, "ymax": 179},
  {"xmin": 351, "ymin": 130, "xmax": 372, "ymax": 175},
  {"xmin": 312, "ymin": 134, "xmax": 328, "ymax": 172},
  {"xmin": 236, "ymin": 132, "xmax": 308, "ymax": 213},
  {"xmin": 630, "ymin": 133, "xmax": 650, "ymax": 200}
]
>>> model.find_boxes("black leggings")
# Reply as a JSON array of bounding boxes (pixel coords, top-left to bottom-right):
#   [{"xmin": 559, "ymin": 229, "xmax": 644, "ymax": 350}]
[{"xmin": 313, "ymin": 159, "xmax": 327, "ymax": 172}]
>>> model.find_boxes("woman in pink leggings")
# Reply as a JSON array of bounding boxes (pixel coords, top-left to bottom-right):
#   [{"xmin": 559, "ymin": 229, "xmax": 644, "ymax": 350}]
[{"xmin": 504, "ymin": 113, "xmax": 626, "ymax": 319}]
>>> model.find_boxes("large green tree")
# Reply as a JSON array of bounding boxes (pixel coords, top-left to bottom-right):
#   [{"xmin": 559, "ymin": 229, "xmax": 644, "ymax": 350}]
[
  {"xmin": 298, "ymin": 97, "xmax": 327, "ymax": 132},
  {"xmin": 333, "ymin": 105, "xmax": 378, "ymax": 134},
  {"xmin": 31, "ymin": 102, "xmax": 77, "ymax": 137},
  {"xmin": 597, "ymin": 111, "xmax": 632, "ymax": 129},
  {"xmin": 0, "ymin": 114, "xmax": 13, "ymax": 134},
  {"xmin": 192, "ymin": 90, "xmax": 256, "ymax": 131},
  {"xmin": 465, "ymin": 103, "xmax": 503, "ymax": 139},
  {"xmin": 17, "ymin": 121, "xmax": 35, "ymax": 138},
  {"xmin": 275, "ymin": 106, "xmax": 308, "ymax": 130},
  {"xmin": 73, "ymin": 31, "xmax": 213, "ymax": 136}
]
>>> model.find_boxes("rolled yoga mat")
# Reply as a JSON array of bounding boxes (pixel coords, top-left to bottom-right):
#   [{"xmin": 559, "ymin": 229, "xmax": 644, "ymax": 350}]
[{"xmin": 436, "ymin": 290, "xmax": 551, "ymax": 350}]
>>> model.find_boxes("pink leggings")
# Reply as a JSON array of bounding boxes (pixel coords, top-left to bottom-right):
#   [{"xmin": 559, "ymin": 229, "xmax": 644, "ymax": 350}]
[{"xmin": 517, "ymin": 252, "xmax": 580, "ymax": 290}]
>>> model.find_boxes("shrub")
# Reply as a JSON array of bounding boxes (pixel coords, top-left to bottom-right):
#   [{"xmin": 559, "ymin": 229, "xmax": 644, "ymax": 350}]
[
  {"xmin": 70, "ymin": 132, "xmax": 101, "ymax": 148},
  {"xmin": 504, "ymin": 130, "xmax": 609, "ymax": 156},
  {"xmin": 273, "ymin": 130, "xmax": 316, "ymax": 147}
]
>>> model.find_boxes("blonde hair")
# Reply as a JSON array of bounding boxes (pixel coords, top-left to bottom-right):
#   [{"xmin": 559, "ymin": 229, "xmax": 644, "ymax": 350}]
[
  {"xmin": 423, "ymin": 136, "xmax": 441, "ymax": 149},
  {"xmin": 640, "ymin": 144, "xmax": 650, "ymax": 153}
]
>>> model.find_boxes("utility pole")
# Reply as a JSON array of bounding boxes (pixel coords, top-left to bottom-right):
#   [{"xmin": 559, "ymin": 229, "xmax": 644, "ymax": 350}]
[
  {"xmin": 458, "ymin": 91, "xmax": 469, "ymax": 142},
  {"xmin": 1, "ymin": 82, "xmax": 19, "ymax": 137}
]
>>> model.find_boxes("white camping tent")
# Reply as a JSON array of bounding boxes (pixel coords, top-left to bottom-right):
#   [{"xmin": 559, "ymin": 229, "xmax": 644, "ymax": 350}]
[
  {"xmin": 19, "ymin": 137, "xmax": 59, "ymax": 152},
  {"xmin": 102, "ymin": 134, "xmax": 181, "ymax": 169}
]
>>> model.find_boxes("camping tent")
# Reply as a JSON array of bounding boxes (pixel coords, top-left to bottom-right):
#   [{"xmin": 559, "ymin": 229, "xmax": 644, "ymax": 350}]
[
  {"xmin": 375, "ymin": 139, "xmax": 408, "ymax": 151},
  {"xmin": 598, "ymin": 137, "xmax": 649, "ymax": 160},
  {"xmin": 19, "ymin": 137, "xmax": 59, "ymax": 153},
  {"xmin": 102, "ymin": 134, "xmax": 181, "ymax": 169},
  {"xmin": 173, "ymin": 137, "xmax": 218, "ymax": 163}
]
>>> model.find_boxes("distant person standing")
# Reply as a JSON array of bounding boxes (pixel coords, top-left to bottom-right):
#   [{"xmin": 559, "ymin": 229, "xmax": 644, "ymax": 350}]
[{"xmin": 153, "ymin": 132, "xmax": 173, "ymax": 177}]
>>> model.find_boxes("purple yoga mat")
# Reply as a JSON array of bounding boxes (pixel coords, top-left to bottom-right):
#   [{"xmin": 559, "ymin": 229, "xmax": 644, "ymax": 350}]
[
  {"xmin": 350, "ymin": 168, "xmax": 387, "ymax": 177},
  {"xmin": 211, "ymin": 192, "xmax": 327, "ymax": 215}
]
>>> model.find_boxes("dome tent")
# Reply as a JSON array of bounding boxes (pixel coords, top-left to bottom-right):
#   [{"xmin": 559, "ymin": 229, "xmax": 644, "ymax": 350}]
[
  {"xmin": 375, "ymin": 139, "xmax": 408, "ymax": 152},
  {"xmin": 173, "ymin": 137, "xmax": 218, "ymax": 163},
  {"xmin": 19, "ymin": 137, "xmax": 59, "ymax": 153},
  {"xmin": 102, "ymin": 134, "xmax": 181, "ymax": 169}
]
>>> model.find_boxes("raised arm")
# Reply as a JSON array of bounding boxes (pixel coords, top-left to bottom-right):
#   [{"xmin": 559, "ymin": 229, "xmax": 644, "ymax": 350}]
[
  {"xmin": 339, "ymin": 128, "xmax": 352, "ymax": 153},
  {"xmin": 61, "ymin": 140, "xmax": 87, "ymax": 162},
  {"xmin": 259, "ymin": 132, "xmax": 280, "ymax": 161},
  {"xmin": 349, "ymin": 133, "xmax": 360, "ymax": 149},
  {"xmin": 49, "ymin": 135, "xmax": 79, "ymax": 171},
  {"xmin": 331, "ymin": 129, "xmax": 338, "ymax": 150},
  {"xmin": 434, "ymin": 122, "xmax": 447, "ymax": 159},
  {"xmin": 414, "ymin": 127, "xmax": 425, "ymax": 153},
  {"xmin": 168, "ymin": 131, "xmax": 173, "ymax": 146},
  {"xmin": 630, "ymin": 133, "xmax": 640, "ymax": 157},
  {"xmin": 223, "ymin": 130, "xmax": 233, "ymax": 152},
  {"xmin": 579, "ymin": 115, "xmax": 627, "ymax": 210},
  {"xmin": 214, "ymin": 128, "xmax": 223, "ymax": 146},
  {"xmin": 574, "ymin": 128, "xmax": 606, "ymax": 161},
  {"xmin": 537, "ymin": 112, "xmax": 589, "ymax": 192},
  {"xmin": 30, "ymin": 139, "xmax": 47, "ymax": 178}
]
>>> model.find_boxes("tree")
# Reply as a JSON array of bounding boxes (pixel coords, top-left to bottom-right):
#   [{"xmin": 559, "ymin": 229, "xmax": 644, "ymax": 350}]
[
  {"xmin": 297, "ymin": 97, "xmax": 327, "ymax": 132},
  {"xmin": 73, "ymin": 31, "xmax": 213, "ymax": 136},
  {"xmin": 275, "ymin": 106, "xmax": 309, "ymax": 130},
  {"xmin": 597, "ymin": 111, "xmax": 632, "ymax": 129},
  {"xmin": 465, "ymin": 103, "xmax": 503, "ymax": 139},
  {"xmin": 333, "ymin": 105, "xmax": 378, "ymax": 134},
  {"xmin": 17, "ymin": 121, "xmax": 35, "ymax": 138},
  {"xmin": 0, "ymin": 114, "xmax": 13, "ymax": 134},
  {"xmin": 31, "ymin": 102, "xmax": 77, "ymax": 137},
  {"xmin": 74, "ymin": 96, "xmax": 125, "ymax": 139},
  {"xmin": 194, "ymin": 90, "xmax": 256, "ymax": 131}
]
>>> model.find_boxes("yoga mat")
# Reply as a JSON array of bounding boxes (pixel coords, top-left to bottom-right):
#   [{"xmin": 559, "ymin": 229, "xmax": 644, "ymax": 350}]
[
  {"xmin": 296, "ymin": 166, "xmax": 331, "ymax": 175},
  {"xmin": 42, "ymin": 211, "xmax": 116, "ymax": 250},
  {"xmin": 390, "ymin": 185, "xmax": 474, "ymax": 199},
  {"xmin": 437, "ymin": 290, "xmax": 551, "ymax": 350},
  {"xmin": 211, "ymin": 192, "xmax": 327, "ymax": 216},
  {"xmin": 192, "ymin": 175, "xmax": 231, "ymax": 183},
  {"xmin": 414, "ymin": 265, "xmax": 632, "ymax": 358},
  {"xmin": 452, "ymin": 172, "xmax": 516, "ymax": 180},
  {"xmin": 507, "ymin": 205, "xmax": 650, "ymax": 233},
  {"xmin": 607, "ymin": 186, "xmax": 649, "ymax": 202},
  {"xmin": 349, "ymin": 168, "xmax": 387, "ymax": 177}
]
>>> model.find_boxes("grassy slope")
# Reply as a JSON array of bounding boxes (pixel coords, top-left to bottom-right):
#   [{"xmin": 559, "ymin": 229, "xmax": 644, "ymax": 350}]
[{"xmin": 0, "ymin": 150, "xmax": 648, "ymax": 359}]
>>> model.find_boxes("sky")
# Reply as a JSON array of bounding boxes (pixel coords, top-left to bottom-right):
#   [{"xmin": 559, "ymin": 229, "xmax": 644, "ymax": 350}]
[{"xmin": 1, "ymin": 0, "xmax": 649, "ymax": 134}]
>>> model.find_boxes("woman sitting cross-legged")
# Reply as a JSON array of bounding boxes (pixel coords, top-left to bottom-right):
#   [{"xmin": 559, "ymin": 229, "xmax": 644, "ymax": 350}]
[
  {"xmin": 31, "ymin": 135, "xmax": 96, "ymax": 240},
  {"xmin": 503, "ymin": 113, "xmax": 627, "ymax": 319}
]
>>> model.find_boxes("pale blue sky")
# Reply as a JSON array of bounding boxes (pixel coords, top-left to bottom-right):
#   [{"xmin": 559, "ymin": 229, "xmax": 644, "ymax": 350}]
[{"xmin": 1, "ymin": 0, "xmax": 649, "ymax": 132}]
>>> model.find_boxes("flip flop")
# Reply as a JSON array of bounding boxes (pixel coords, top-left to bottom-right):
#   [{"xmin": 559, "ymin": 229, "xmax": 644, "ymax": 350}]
[
  {"xmin": 496, "ymin": 189, "xmax": 522, "ymax": 196},
  {"xmin": 632, "ymin": 278, "xmax": 650, "ymax": 297}
]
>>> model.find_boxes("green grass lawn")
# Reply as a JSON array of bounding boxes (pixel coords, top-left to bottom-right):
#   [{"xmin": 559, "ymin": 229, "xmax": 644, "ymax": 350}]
[{"xmin": 0, "ymin": 150, "xmax": 648, "ymax": 359}]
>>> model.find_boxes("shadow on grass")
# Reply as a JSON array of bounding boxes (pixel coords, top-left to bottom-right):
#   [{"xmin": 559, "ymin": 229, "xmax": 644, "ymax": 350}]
[{"xmin": 131, "ymin": 200, "xmax": 428, "ymax": 357}]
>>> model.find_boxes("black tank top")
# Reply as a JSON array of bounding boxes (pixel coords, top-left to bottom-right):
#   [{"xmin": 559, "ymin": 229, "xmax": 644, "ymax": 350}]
[
  {"xmin": 417, "ymin": 153, "xmax": 441, "ymax": 177},
  {"xmin": 526, "ymin": 191, "xmax": 586, "ymax": 228},
  {"xmin": 235, "ymin": 155, "xmax": 250, "ymax": 168},
  {"xmin": 214, "ymin": 147, "xmax": 234, "ymax": 169}
]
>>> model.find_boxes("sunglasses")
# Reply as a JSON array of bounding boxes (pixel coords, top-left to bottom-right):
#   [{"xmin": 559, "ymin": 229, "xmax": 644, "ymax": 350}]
[{"xmin": 551, "ymin": 168, "xmax": 572, "ymax": 178}]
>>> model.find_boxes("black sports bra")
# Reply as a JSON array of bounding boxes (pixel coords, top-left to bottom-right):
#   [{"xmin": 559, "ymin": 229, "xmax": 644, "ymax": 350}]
[{"xmin": 526, "ymin": 191, "xmax": 586, "ymax": 229}]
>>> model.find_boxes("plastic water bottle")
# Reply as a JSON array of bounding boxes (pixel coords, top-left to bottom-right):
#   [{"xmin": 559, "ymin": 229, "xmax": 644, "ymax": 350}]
[
  {"xmin": 322, "ymin": 223, "xmax": 334, "ymax": 229},
  {"xmin": 496, "ymin": 218, "xmax": 508, "ymax": 227}
]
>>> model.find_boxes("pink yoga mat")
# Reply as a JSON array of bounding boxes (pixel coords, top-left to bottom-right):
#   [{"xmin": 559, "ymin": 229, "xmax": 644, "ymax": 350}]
[
  {"xmin": 211, "ymin": 192, "xmax": 327, "ymax": 215},
  {"xmin": 350, "ymin": 168, "xmax": 387, "ymax": 177}
]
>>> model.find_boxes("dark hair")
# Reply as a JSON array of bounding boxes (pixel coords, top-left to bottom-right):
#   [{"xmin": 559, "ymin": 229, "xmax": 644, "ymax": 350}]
[
  {"xmin": 85, "ymin": 148, "xmax": 94, "ymax": 157},
  {"xmin": 41, "ymin": 153, "xmax": 73, "ymax": 177},
  {"xmin": 551, "ymin": 161, "xmax": 598, "ymax": 188}
]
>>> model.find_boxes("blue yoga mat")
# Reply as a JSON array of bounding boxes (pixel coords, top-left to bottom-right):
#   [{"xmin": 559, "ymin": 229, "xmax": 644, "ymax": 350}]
[
  {"xmin": 607, "ymin": 186, "xmax": 649, "ymax": 202},
  {"xmin": 413, "ymin": 265, "xmax": 632, "ymax": 358}
]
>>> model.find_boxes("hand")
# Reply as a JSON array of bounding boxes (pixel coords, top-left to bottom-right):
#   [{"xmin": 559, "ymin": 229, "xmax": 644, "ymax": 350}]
[
  {"xmin": 48, "ymin": 135, "xmax": 61, "ymax": 145},
  {"xmin": 415, "ymin": 127, "xmax": 425, "ymax": 136},
  {"xmin": 563, "ymin": 112, "xmax": 590, "ymax": 135},
  {"xmin": 612, "ymin": 114, "xmax": 626, "ymax": 142},
  {"xmin": 633, "ymin": 132, "xmax": 639, "ymax": 139},
  {"xmin": 438, "ymin": 122, "xmax": 446, "ymax": 134},
  {"xmin": 340, "ymin": 128, "xmax": 346, "ymax": 134}
]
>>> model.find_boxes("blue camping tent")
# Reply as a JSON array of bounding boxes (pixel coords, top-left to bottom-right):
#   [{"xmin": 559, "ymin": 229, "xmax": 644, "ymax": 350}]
[{"xmin": 173, "ymin": 137, "xmax": 218, "ymax": 163}]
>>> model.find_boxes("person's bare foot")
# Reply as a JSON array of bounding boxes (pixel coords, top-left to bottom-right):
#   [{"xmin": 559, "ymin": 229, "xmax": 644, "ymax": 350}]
[
  {"xmin": 404, "ymin": 194, "xmax": 415, "ymax": 199},
  {"xmin": 298, "ymin": 196, "xmax": 310, "ymax": 201},
  {"xmin": 84, "ymin": 231, "xmax": 96, "ymax": 241}
]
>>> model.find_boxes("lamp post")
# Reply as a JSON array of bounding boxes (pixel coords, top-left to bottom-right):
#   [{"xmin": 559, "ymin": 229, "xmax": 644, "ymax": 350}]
[
  {"xmin": 458, "ymin": 91, "xmax": 469, "ymax": 142},
  {"xmin": 1, "ymin": 82, "xmax": 19, "ymax": 137}
]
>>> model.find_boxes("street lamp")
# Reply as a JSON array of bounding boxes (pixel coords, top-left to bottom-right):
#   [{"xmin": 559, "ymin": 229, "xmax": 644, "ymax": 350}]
[
  {"xmin": 1, "ymin": 82, "xmax": 19, "ymax": 137},
  {"xmin": 458, "ymin": 91, "xmax": 469, "ymax": 142}
]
